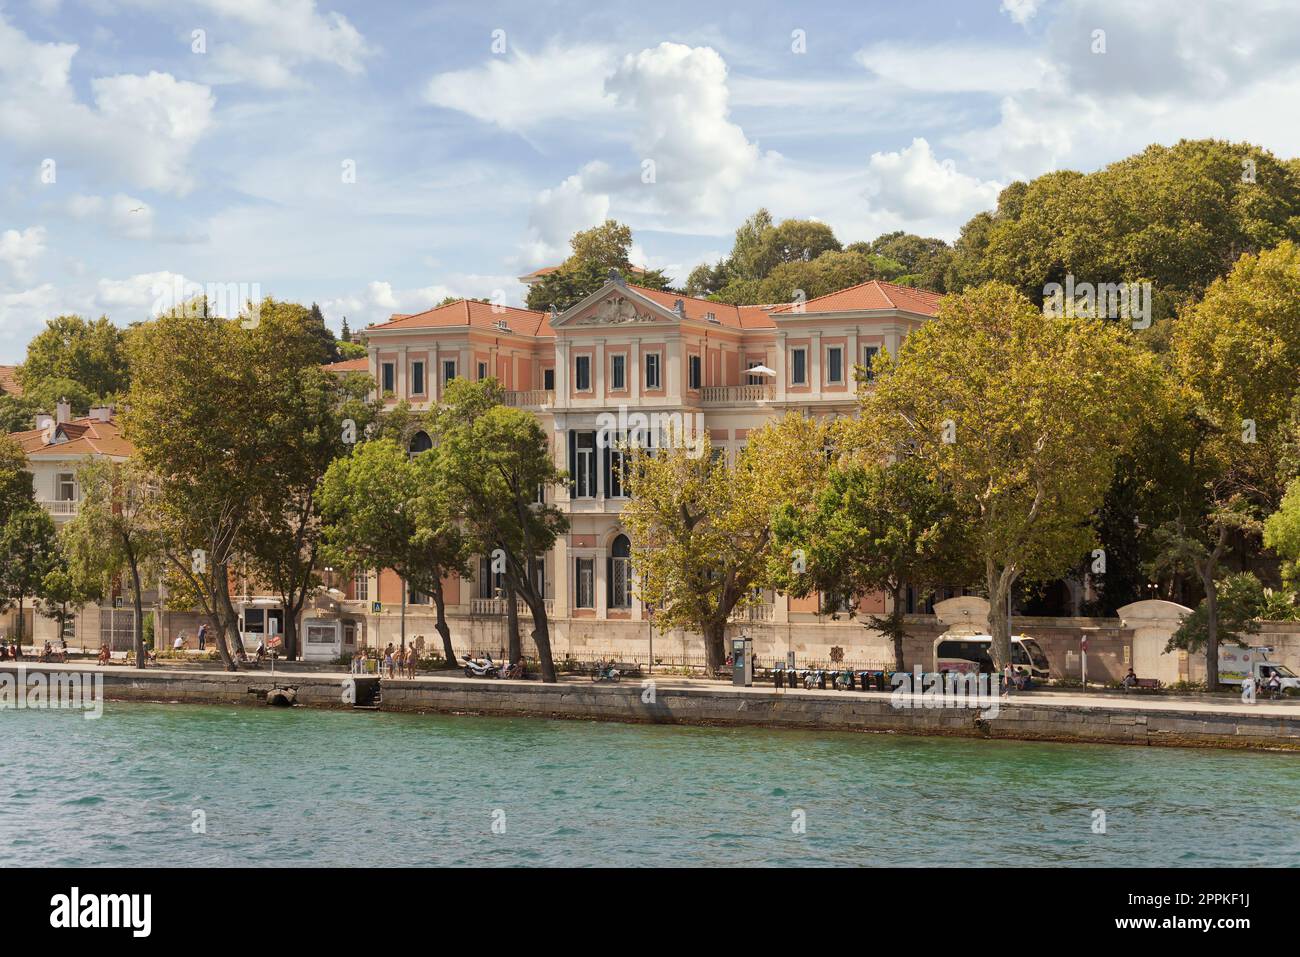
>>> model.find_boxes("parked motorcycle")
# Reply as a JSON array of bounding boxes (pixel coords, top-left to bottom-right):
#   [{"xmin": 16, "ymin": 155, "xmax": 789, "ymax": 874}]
[
  {"xmin": 803, "ymin": 669, "xmax": 825, "ymax": 690},
  {"xmin": 461, "ymin": 653, "xmax": 500, "ymax": 679},
  {"xmin": 591, "ymin": 659, "xmax": 620, "ymax": 683}
]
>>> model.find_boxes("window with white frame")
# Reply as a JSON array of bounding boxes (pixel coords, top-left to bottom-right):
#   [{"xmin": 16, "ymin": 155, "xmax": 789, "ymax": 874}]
[
  {"xmin": 791, "ymin": 348, "xmax": 807, "ymax": 385},
  {"xmin": 574, "ymin": 354, "xmax": 592, "ymax": 391},
  {"xmin": 381, "ymin": 362, "xmax": 396, "ymax": 395},
  {"xmin": 352, "ymin": 570, "xmax": 370, "ymax": 602},
  {"xmin": 411, "ymin": 360, "xmax": 425, "ymax": 395},
  {"xmin": 645, "ymin": 352, "xmax": 661, "ymax": 390},
  {"xmin": 57, "ymin": 472, "xmax": 76, "ymax": 502},
  {"xmin": 611, "ymin": 353, "xmax": 626, "ymax": 391},
  {"xmin": 575, "ymin": 557, "xmax": 595, "ymax": 608},
  {"xmin": 442, "ymin": 359, "xmax": 457, "ymax": 384},
  {"xmin": 862, "ymin": 345, "xmax": 880, "ymax": 380},
  {"xmin": 827, "ymin": 346, "xmax": 844, "ymax": 384},
  {"xmin": 610, "ymin": 535, "xmax": 632, "ymax": 609},
  {"xmin": 688, "ymin": 354, "xmax": 702, "ymax": 390},
  {"xmin": 574, "ymin": 431, "xmax": 596, "ymax": 498},
  {"xmin": 478, "ymin": 361, "xmax": 488, "ymax": 381}
]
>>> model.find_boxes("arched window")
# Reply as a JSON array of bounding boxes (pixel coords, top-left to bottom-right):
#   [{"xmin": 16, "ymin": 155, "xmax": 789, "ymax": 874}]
[
  {"xmin": 409, "ymin": 431, "xmax": 432, "ymax": 456},
  {"xmin": 610, "ymin": 534, "xmax": 632, "ymax": 609}
]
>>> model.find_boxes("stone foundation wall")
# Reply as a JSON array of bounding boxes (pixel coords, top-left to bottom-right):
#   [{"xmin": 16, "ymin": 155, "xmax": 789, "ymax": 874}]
[{"xmin": 11, "ymin": 664, "xmax": 1298, "ymax": 752}]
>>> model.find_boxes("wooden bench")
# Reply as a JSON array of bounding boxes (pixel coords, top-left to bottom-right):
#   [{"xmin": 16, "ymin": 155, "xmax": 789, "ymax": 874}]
[{"xmin": 1125, "ymin": 677, "xmax": 1160, "ymax": 691}]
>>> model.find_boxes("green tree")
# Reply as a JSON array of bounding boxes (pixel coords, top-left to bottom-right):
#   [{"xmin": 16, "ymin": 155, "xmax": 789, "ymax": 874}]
[
  {"xmin": 124, "ymin": 300, "xmax": 263, "ymax": 670},
  {"xmin": 1265, "ymin": 477, "xmax": 1300, "ymax": 590},
  {"xmin": 1165, "ymin": 571, "xmax": 1266, "ymax": 655},
  {"xmin": 770, "ymin": 457, "xmax": 972, "ymax": 670},
  {"xmin": 61, "ymin": 458, "xmax": 163, "ymax": 668},
  {"xmin": 319, "ymin": 438, "xmax": 468, "ymax": 665},
  {"xmin": 622, "ymin": 412, "xmax": 830, "ymax": 671},
  {"xmin": 525, "ymin": 221, "xmax": 671, "ymax": 312},
  {"xmin": 0, "ymin": 506, "xmax": 60, "ymax": 646},
  {"xmin": 968, "ymin": 140, "xmax": 1300, "ymax": 323},
  {"xmin": 435, "ymin": 379, "xmax": 568, "ymax": 680},
  {"xmin": 36, "ymin": 565, "xmax": 97, "ymax": 650},
  {"xmin": 858, "ymin": 281, "xmax": 1156, "ymax": 670},
  {"xmin": 18, "ymin": 315, "xmax": 129, "ymax": 400},
  {"xmin": 240, "ymin": 301, "xmax": 375, "ymax": 660}
]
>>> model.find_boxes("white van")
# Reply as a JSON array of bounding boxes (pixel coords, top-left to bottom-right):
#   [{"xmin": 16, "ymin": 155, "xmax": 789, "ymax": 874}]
[
  {"xmin": 1217, "ymin": 646, "xmax": 1300, "ymax": 691},
  {"xmin": 933, "ymin": 634, "xmax": 1051, "ymax": 681}
]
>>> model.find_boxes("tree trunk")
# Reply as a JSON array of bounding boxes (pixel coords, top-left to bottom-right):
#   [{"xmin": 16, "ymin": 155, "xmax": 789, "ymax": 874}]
[
  {"xmin": 987, "ymin": 561, "xmax": 1013, "ymax": 672},
  {"xmin": 505, "ymin": 567, "xmax": 521, "ymax": 663},
  {"xmin": 432, "ymin": 580, "xmax": 455, "ymax": 666},
  {"xmin": 890, "ymin": 583, "xmax": 907, "ymax": 671},
  {"xmin": 1201, "ymin": 563, "xmax": 1220, "ymax": 690},
  {"xmin": 129, "ymin": 558, "xmax": 146, "ymax": 670},
  {"xmin": 703, "ymin": 619, "xmax": 726, "ymax": 674},
  {"xmin": 521, "ymin": 591, "xmax": 555, "ymax": 682}
]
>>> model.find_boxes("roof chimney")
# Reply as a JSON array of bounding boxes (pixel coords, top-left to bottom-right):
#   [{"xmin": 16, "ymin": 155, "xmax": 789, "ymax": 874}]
[
  {"xmin": 673, "ymin": 299, "xmax": 685, "ymax": 317},
  {"xmin": 89, "ymin": 405, "xmax": 113, "ymax": 422},
  {"xmin": 608, "ymin": 267, "xmax": 625, "ymax": 285},
  {"xmin": 34, "ymin": 411, "xmax": 53, "ymax": 431},
  {"xmin": 55, "ymin": 397, "xmax": 71, "ymax": 425}
]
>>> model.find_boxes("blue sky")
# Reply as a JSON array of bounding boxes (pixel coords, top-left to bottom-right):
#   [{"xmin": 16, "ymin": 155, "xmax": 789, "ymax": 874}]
[{"xmin": 3, "ymin": 0, "xmax": 1300, "ymax": 361}]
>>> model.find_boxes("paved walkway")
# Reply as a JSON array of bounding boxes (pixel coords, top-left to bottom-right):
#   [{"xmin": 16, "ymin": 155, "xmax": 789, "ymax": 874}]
[{"xmin": 5, "ymin": 659, "xmax": 1297, "ymax": 719}]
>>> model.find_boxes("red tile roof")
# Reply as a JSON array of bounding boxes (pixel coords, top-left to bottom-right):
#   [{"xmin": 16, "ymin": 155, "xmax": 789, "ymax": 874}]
[
  {"xmin": 367, "ymin": 299, "xmax": 554, "ymax": 338},
  {"xmin": 322, "ymin": 357, "xmax": 369, "ymax": 373},
  {"xmin": 10, "ymin": 415, "xmax": 133, "ymax": 458},
  {"xmin": 624, "ymin": 284, "xmax": 778, "ymax": 330},
  {"xmin": 770, "ymin": 279, "xmax": 943, "ymax": 316},
  {"xmin": 0, "ymin": 366, "xmax": 22, "ymax": 397}
]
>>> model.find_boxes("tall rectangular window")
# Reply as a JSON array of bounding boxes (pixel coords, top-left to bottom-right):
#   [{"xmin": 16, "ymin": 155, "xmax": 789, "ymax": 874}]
[
  {"xmin": 747, "ymin": 360, "xmax": 764, "ymax": 386},
  {"xmin": 442, "ymin": 359, "xmax": 457, "ymax": 384},
  {"xmin": 862, "ymin": 345, "xmax": 879, "ymax": 381},
  {"xmin": 57, "ymin": 472, "xmax": 76, "ymax": 502},
  {"xmin": 478, "ymin": 556, "xmax": 503, "ymax": 599},
  {"xmin": 791, "ymin": 348, "xmax": 807, "ymax": 385},
  {"xmin": 411, "ymin": 361, "xmax": 425, "ymax": 395},
  {"xmin": 688, "ymin": 354, "xmax": 701, "ymax": 390},
  {"xmin": 352, "ymin": 570, "xmax": 369, "ymax": 602},
  {"xmin": 477, "ymin": 361, "xmax": 488, "ymax": 381},
  {"xmin": 543, "ymin": 368, "xmax": 555, "ymax": 390},
  {"xmin": 611, "ymin": 354, "xmax": 626, "ymax": 391},
  {"xmin": 645, "ymin": 353, "xmax": 661, "ymax": 390},
  {"xmin": 575, "ymin": 558, "xmax": 595, "ymax": 609},
  {"xmin": 381, "ymin": 362, "xmax": 395, "ymax": 395},
  {"xmin": 827, "ymin": 346, "xmax": 843, "ymax": 384},
  {"xmin": 575, "ymin": 354, "xmax": 592, "ymax": 391},
  {"xmin": 575, "ymin": 431, "xmax": 596, "ymax": 497}
]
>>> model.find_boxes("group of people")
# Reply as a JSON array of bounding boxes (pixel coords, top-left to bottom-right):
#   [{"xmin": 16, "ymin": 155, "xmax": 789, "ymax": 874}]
[
  {"xmin": 38, "ymin": 640, "xmax": 69, "ymax": 662},
  {"xmin": 1, "ymin": 639, "xmax": 22, "ymax": 660},
  {"xmin": 351, "ymin": 643, "xmax": 420, "ymax": 678}
]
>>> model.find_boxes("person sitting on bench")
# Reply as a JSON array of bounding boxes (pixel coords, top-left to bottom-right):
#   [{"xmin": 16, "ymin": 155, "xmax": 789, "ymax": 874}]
[{"xmin": 1123, "ymin": 667, "xmax": 1137, "ymax": 690}]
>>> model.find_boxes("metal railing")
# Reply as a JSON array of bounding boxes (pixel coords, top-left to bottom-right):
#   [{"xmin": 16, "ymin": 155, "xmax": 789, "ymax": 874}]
[{"xmin": 700, "ymin": 384, "xmax": 773, "ymax": 405}]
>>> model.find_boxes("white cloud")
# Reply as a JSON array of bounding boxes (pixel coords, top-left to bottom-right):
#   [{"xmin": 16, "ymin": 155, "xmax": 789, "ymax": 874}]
[
  {"xmin": 0, "ymin": 226, "xmax": 47, "ymax": 282},
  {"xmin": 521, "ymin": 163, "xmax": 612, "ymax": 266},
  {"xmin": 605, "ymin": 43, "xmax": 760, "ymax": 219},
  {"xmin": 64, "ymin": 193, "xmax": 155, "ymax": 240},
  {"xmin": 1000, "ymin": 0, "xmax": 1042, "ymax": 26},
  {"xmin": 321, "ymin": 274, "xmax": 521, "ymax": 329},
  {"xmin": 424, "ymin": 43, "xmax": 616, "ymax": 132},
  {"xmin": 0, "ymin": 14, "xmax": 215, "ymax": 194},
  {"xmin": 854, "ymin": 42, "xmax": 1054, "ymax": 95},
  {"xmin": 863, "ymin": 138, "xmax": 1003, "ymax": 220}
]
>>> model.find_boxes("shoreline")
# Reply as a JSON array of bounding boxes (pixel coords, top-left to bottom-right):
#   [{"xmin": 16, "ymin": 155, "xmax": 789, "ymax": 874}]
[{"xmin": 6, "ymin": 662, "xmax": 1300, "ymax": 752}]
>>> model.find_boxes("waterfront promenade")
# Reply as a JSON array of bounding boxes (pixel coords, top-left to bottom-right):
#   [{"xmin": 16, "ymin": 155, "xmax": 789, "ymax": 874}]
[{"xmin": 4, "ymin": 660, "xmax": 1299, "ymax": 752}]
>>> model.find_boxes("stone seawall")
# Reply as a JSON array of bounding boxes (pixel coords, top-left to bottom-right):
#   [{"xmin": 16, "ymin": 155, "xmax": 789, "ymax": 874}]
[{"xmin": 12, "ymin": 664, "xmax": 1300, "ymax": 753}]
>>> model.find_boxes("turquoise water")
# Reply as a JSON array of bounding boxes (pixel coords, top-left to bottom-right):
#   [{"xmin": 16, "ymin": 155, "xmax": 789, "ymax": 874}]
[{"xmin": 3, "ymin": 701, "xmax": 1299, "ymax": 867}]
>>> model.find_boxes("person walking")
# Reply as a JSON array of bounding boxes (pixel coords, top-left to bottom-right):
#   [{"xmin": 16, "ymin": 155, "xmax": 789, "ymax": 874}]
[{"xmin": 197, "ymin": 623, "xmax": 207, "ymax": 652}]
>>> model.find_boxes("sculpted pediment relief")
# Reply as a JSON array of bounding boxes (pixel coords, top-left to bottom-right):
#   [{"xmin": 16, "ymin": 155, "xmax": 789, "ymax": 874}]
[{"xmin": 574, "ymin": 295, "xmax": 659, "ymax": 326}]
